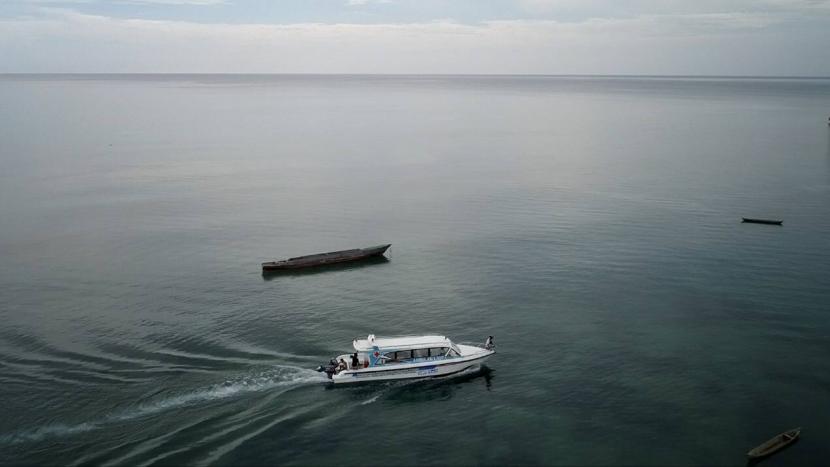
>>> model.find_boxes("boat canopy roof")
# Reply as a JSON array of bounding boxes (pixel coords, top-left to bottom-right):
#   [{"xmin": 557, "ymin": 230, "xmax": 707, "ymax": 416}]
[{"xmin": 353, "ymin": 334, "xmax": 452, "ymax": 351}]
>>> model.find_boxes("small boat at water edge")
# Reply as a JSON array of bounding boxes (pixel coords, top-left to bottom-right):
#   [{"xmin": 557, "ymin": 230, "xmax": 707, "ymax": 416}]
[
  {"xmin": 262, "ymin": 244, "xmax": 390, "ymax": 271},
  {"xmin": 742, "ymin": 218, "xmax": 783, "ymax": 226},
  {"xmin": 317, "ymin": 334, "xmax": 496, "ymax": 384},
  {"xmin": 747, "ymin": 427, "xmax": 801, "ymax": 460}
]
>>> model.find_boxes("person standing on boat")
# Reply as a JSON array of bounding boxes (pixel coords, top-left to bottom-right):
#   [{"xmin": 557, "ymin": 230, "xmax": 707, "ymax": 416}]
[{"xmin": 351, "ymin": 352, "xmax": 360, "ymax": 369}]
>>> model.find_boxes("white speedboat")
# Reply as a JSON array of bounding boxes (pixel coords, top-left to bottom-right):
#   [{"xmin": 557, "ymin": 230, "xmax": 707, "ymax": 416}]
[{"xmin": 317, "ymin": 334, "xmax": 495, "ymax": 384}]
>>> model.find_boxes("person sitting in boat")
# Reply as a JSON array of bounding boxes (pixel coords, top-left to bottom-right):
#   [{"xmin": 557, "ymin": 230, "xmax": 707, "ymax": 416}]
[
  {"xmin": 485, "ymin": 336, "xmax": 495, "ymax": 350},
  {"xmin": 337, "ymin": 358, "xmax": 348, "ymax": 373},
  {"xmin": 351, "ymin": 352, "xmax": 360, "ymax": 369}
]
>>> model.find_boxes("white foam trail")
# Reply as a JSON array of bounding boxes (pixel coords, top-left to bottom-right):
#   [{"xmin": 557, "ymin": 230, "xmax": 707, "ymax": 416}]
[
  {"xmin": 0, "ymin": 365, "xmax": 326, "ymax": 445},
  {"xmin": 112, "ymin": 366, "xmax": 325, "ymax": 421},
  {"xmin": 359, "ymin": 394, "xmax": 381, "ymax": 405},
  {"xmin": 0, "ymin": 422, "xmax": 98, "ymax": 444}
]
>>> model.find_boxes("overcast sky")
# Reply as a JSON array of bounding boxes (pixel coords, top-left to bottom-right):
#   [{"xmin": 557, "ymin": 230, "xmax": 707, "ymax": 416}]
[{"xmin": 1, "ymin": 0, "xmax": 829, "ymax": 74}]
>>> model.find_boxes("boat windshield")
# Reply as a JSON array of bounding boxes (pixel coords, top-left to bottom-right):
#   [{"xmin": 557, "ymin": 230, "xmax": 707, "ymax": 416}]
[{"xmin": 378, "ymin": 346, "xmax": 455, "ymax": 365}]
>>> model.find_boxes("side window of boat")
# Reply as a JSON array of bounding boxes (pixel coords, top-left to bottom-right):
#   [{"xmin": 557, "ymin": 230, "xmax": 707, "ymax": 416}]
[
  {"xmin": 394, "ymin": 350, "xmax": 412, "ymax": 361},
  {"xmin": 448, "ymin": 348, "xmax": 460, "ymax": 357},
  {"xmin": 413, "ymin": 348, "xmax": 429, "ymax": 359},
  {"xmin": 429, "ymin": 347, "xmax": 448, "ymax": 358}
]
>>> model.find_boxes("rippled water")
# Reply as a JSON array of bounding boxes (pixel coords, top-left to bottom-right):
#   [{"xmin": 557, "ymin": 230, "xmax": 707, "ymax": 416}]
[{"xmin": 1, "ymin": 75, "xmax": 829, "ymax": 466}]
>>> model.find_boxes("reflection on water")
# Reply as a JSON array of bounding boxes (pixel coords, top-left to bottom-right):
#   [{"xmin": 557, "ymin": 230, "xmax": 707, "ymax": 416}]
[{"xmin": 382, "ymin": 366, "xmax": 494, "ymax": 403}]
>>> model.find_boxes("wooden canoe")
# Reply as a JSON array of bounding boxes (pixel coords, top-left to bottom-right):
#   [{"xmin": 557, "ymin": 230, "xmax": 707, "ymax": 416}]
[
  {"xmin": 747, "ymin": 427, "xmax": 801, "ymax": 459},
  {"xmin": 742, "ymin": 218, "xmax": 783, "ymax": 225},
  {"xmin": 262, "ymin": 244, "xmax": 391, "ymax": 271}
]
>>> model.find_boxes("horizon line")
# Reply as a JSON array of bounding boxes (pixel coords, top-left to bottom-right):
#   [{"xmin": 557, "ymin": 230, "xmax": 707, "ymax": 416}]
[{"xmin": 2, "ymin": 72, "xmax": 830, "ymax": 80}]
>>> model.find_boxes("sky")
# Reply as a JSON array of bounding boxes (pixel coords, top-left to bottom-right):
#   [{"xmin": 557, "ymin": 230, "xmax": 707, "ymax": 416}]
[{"xmin": 0, "ymin": 0, "xmax": 829, "ymax": 74}]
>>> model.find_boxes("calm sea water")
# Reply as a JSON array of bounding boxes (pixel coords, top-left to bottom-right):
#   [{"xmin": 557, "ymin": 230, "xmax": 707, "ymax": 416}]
[{"xmin": 1, "ymin": 75, "xmax": 829, "ymax": 466}]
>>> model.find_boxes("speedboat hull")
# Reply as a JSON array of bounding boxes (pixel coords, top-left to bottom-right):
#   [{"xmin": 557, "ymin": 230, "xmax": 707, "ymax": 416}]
[{"xmin": 331, "ymin": 345, "xmax": 494, "ymax": 385}]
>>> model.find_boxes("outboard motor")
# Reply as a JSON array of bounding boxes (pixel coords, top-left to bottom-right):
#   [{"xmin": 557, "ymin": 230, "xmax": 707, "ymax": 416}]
[
  {"xmin": 315, "ymin": 359, "xmax": 338, "ymax": 379},
  {"xmin": 484, "ymin": 335, "xmax": 495, "ymax": 351}
]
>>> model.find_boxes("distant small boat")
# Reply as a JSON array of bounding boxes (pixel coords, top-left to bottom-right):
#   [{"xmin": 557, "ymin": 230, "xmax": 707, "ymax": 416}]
[
  {"xmin": 742, "ymin": 218, "xmax": 783, "ymax": 225},
  {"xmin": 747, "ymin": 427, "xmax": 801, "ymax": 459},
  {"xmin": 262, "ymin": 244, "xmax": 391, "ymax": 271}
]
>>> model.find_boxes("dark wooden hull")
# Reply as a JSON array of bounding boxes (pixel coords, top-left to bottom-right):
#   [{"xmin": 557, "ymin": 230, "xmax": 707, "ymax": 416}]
[
  {"xmin": 742, "ymin": 218, "xmax": 783, "ymax": 225},
  {"xmin": 262, "ymin": 244, "xmax": 391, "ymax": 271},
  {"xmin": 747, "ymin": 428, "xmax": 801, "ymax": 459}
]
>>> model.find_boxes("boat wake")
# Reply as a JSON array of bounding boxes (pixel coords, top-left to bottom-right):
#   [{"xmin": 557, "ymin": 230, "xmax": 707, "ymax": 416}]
[
  {"xmin": 0, "ymin": 422, "xmax": 99, "ymax": 445},
  {"xmin": 0, "ymin": 365, "xmax": 326, "ymax": 445},
  {"xmin": 359, "ymin": 394, "xmax": 382, "ymax": 405},
  {"xmin": 111, "ymin": 366, "xmax": 325, "ymax": 421}
]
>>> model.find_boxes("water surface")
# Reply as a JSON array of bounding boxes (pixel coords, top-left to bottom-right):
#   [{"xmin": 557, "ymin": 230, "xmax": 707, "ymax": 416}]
[{"xmin": 1, "ymin": 74, "xmax": 829, "ymax": 465}]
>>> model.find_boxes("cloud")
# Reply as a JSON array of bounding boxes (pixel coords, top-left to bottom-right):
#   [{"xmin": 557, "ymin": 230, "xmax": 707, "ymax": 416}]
[
  {"xmin": 120, "ymin": 0, "xmax": 228, "ymax": 4},
  {"xmin": 8, "ymin": 0, "xmax": 226, "ymax": 3},
  {"xmin": 515, "ymin": 0, "xmax": 830, "ymax": 16},
  {"xmin": 7, "ymin": 0, "xmax": 96, "ymax": 4},
  {"xmin": 0, "ymin": 7, "xmax": 827, "ymax": 74},
  {"xmin": 346, "ymin": 0, "xmax": 391, "ymax": 5}
]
